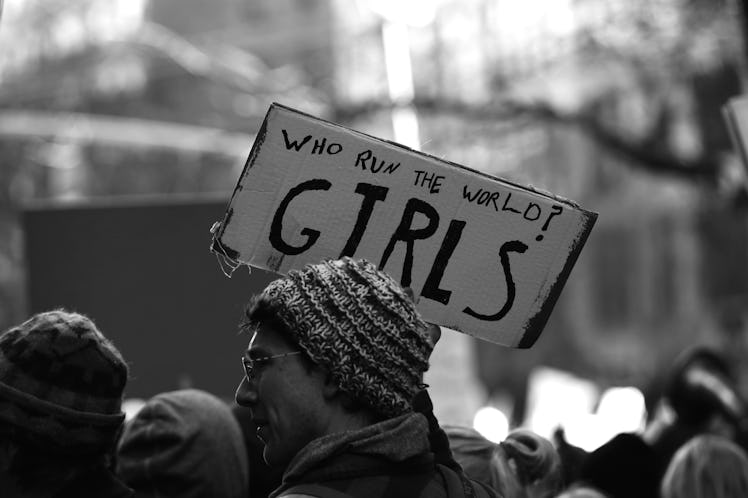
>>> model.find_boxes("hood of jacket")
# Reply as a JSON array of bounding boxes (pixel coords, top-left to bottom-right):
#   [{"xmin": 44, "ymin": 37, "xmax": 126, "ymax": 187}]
[
  {"xmin": 272, "ymin": 412, "xmax": 432, "ymax": 494},
  {"xmin": 274, "ymin": 412, "xmax": 502, "ymax": 498},
  {"xmin": 116, "ymin": 389, "xmax": 249, "ymax": 498}
]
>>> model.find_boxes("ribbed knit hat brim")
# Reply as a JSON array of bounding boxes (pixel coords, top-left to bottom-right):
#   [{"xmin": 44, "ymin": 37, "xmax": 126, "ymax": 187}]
[{"xmin": 262, "ymin": 258, "xmax": 433, "ymax": 418}]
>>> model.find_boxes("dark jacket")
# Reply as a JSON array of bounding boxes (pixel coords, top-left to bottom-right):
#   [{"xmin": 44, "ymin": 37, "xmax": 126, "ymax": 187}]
[
  {"xmin": 0, "ymin": 459, "xmax": 132, "ymax": 498},
  {"xmin": 56, "ymin": 463, "xmax": 134, "ymax": 498},
  {"xmin": 271, "ymin": 412, "xmax": 501, "ymax": 498}
]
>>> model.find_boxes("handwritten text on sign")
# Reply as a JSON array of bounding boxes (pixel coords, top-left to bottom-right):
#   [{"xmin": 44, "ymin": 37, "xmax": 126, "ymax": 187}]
[{"xmin": 213, "ymin": 104, "xmax": 597, "ymax": 347}]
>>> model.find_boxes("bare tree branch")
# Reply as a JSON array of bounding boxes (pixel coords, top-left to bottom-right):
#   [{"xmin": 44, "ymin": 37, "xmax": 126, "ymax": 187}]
[{"xmin": 331, "ymin": 97, "xmax": 720, "ymax": 183}]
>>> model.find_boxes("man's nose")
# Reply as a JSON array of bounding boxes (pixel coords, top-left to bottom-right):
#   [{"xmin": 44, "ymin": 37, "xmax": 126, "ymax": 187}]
[{"xmin": 235, "ymin": 376, "xmax": 258, "ymax": 407}]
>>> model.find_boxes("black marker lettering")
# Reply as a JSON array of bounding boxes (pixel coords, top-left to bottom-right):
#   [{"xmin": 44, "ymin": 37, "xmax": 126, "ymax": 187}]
[
  {"xmin": 536, "ymin": 205, "xmax": 563, "ymax": 241},
  {"xmin": 269, "ymin": 179, "xmax": 331, "ymax": 255},
  {"xmin": 281, "ymin": 129, "xmax": 312, "ymax": 151},
  {"xmin": 355, "ymin": 150, "xmax": 372, "ymax": 170},
  {"xmin": 339, "ymin": 183, "xmax": 389, "ymax": 258},
  {"xmin": 463, "ymin": 240, "xmax": 528, "ymax": 321},
  {"xmin": 462, "ymin": 185, "xmax": 481, "ymax": 202},
  {"xmin": 422, "ymin": 219, "xmax": 466, "ymax": 305},
  {"xmin": 523, "ymin": 203, "xmax": 541, "ymax": 221},
  {"xmin": 383, "ymin": 162, "xmax": 400, "ymax": 174},
  {"xmin": 489, "ymin": 192, "xmax": 500, "ymax": 211},
  {"xmin": 502, "ymin": 193, "xmax": 522, "ymax": 214},
  {"xmin": 327, "ymin": 143, "xmax": 343, "ymax": 154},
  {"xmin": 311, "ymin": 137, "xmax": 327, "ymax": 154},
  {"xmin": 380, "ymin": 198, "xmax": 440, "ymax": 288}
]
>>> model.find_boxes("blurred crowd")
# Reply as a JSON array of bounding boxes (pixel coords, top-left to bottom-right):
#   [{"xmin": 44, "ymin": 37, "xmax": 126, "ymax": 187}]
[{"xmin": 1, "ymin": 258, "xmax": 748, "ymax": 498}]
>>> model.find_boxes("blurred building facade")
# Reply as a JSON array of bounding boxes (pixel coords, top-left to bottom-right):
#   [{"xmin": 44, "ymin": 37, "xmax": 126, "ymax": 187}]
[
  {"xmin": 330, "ymin": 0, "xmax": 748, "ymax": 419},
  {"xmin": 1, "ymin": 0, "xmax": 748, "ymax": 422}
]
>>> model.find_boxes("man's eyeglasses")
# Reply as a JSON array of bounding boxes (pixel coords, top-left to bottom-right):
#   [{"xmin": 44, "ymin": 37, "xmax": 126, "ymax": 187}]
[{"xmin": 241, "ymin": 351, "xmax": 302, "ymax": 380}]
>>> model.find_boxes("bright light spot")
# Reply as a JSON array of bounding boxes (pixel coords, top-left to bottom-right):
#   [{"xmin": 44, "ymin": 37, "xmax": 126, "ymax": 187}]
[
  {"xmin": 88, "ymin": 0, "xmax": 147, "ymax": 41},
  {"xmin": 563, "ymin": 387, "xmax": 647, "ymax": 452},
  {"xmin": 473, "ymin": 406, "xmax": 509, "ymax": 443},
  {"xmin": 363, "ymin": 0, "xmax": 438, "ymax": 27},
  {"xmin": 493, "ymin": 0, "xmax": 575, "ymax": 49},
  {"xmin": 597, "ymin": 387, "xmax": 647, "ymax": 433},
  {"xmin": 122, "ymin": 398, "xmax": 146, "ymax": 422},
  {"xmin": 381, "ymin": 21, "xmax": 420, "ymax": 149},
  {"xmin": 382, "ymin": 22, "xmax": 414, "ymax": 101},
  {"xmin": 524, "ymin": 367, "xmax": 648, "ymax": 452},
  {"xmin": 114, "ymin": 0, "xmax": 147, "ymax": 27},
  {"xmin": 391, "ymin": 107, "xmax": 421, "ymax": 150},
  {"xmin": 524, "ymin": 367, "xmax": 598, "ymax": 441},
  {"xmin": 563, "ymin": 413, "xmax": 608, "ymax": 452}
]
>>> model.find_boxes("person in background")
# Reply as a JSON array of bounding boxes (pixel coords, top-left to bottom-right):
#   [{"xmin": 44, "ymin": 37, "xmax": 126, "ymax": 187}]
[
  {"xmin": 445, "ymin": 425, "xmax": 562, "ymax": 498},
  {"xmin": 571, "ymin": 432, "xmax": 658, "ymax": 498},
  {"xmin": 235, "ymin": 257, "xmax": 499, "ymax": 498},
  {"xmin": 644, "ymin": 346, "xmax": 746, "ymax": 480},
  {"xmin": 661, "ymin": 434, "xmax": 748, "ymax": 498},
  {"xmin": 551, "ymin": 427, "xmax": 588, "ymax": 489},
  {"xmin": 554, "ymin": 484, "xmax": 609, "ymax": 498},
  {"xmin": 0, "ymin": 309, "xmax": 132, "ymax": 497},
  {"xmin": 117, "ymin": 389, "xmax": 249, "ymax": 498}
]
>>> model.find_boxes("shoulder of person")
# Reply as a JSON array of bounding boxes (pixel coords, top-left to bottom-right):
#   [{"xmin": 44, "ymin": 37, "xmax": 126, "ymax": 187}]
[
  {"xmin": 436, "ymin": 463, "xmax": 504, "ymax": 498},
  {"xmin": 279, "ymin": 484, "xmax": 355, "ymax": 498},
  {"xmin": 280, "ymin": 467, "xmax": 503, "ymax": 498}
]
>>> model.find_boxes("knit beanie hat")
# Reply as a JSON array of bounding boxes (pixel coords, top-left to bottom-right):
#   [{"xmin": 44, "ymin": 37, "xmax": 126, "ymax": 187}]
[
  {"xmin": 260, "ymin": 257, "xmax": 433, "ymax": 418},
  {"xmin": 0, "ymin": 309, "xmax": 129, "ymax": 454}
]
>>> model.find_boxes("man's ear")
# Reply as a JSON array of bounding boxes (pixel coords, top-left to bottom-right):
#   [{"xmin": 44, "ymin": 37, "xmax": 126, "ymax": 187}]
[
  {"xmin": 319, "ymin": 371, "xmax": 363, "ymax": 412},
  {"xmin": 425, "ymin": 323, "xmax": 441, "ymax": 347}
]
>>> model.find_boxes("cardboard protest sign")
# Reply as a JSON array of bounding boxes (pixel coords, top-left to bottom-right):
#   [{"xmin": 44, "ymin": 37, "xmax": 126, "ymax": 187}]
[{"xmin": 211, "ymin": 103, "xmax": 597, "ymax": 348}]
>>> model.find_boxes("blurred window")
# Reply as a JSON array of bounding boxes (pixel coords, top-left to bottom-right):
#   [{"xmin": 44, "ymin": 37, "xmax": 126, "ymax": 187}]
[
  {"xmin": 650, "ymin": 217, "xmax": 677, "ymax": 320},
  {"xmin": 697, "ymin": 209, "xmax": 748, "ymax": 305},
  {"xmin": 592, "ymin": 225, "xmax": 635, "ymax": 327}
]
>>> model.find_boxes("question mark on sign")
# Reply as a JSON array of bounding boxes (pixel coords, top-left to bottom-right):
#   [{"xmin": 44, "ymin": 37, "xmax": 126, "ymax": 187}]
[{"xmin": 536, "ymin": 205, "xmax": 563, "ymax": 241}]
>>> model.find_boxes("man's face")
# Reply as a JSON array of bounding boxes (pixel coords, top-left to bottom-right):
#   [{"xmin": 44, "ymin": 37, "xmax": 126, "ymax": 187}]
[{"xmin": 235, "ymin": 324, "xmax": 328, "ymax": 467}]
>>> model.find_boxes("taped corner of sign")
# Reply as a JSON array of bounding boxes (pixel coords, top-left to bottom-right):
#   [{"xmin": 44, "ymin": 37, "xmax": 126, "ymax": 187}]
[{"xmin": 209, "ymin": 220, "xmax": 250, "ymax": 278}]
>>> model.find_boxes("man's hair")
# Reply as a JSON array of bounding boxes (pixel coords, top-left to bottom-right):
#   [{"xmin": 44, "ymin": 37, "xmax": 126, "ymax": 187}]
[
  {"xmin": 240, "ymin": 295, "xmax": 316, "ymax": 373},
  {"xmin": 241, "ymin": 293, "xmax": 295, "ymax": 344}
]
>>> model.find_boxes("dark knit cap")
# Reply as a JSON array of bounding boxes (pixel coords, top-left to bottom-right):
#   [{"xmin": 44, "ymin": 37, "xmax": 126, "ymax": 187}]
[
  {"xmin": 578, "ymin": 433, "xmax": 658, "ymax": 498},
  {"xmin": 666, "ymin": 346, "xmax": 743, "ymax": 425},
  {"xmin": 260, "ymin": 257, "xmax": 433, "ymax": 418},
  {"xmin": 0, "ymin": 309, "xmax": 128, "ymax": 454}
]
